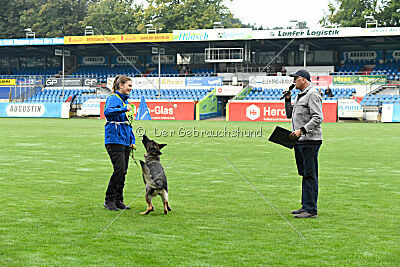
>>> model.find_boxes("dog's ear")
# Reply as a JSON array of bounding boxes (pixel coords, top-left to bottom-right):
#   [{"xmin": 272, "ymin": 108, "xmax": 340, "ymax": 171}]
[{"xmin": 159, "ymin": 144, "xmax": 167, "ymax": 150}]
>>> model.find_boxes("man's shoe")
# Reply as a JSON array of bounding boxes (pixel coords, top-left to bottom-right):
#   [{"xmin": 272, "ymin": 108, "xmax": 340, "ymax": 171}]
[
  {"xmin": 291, "ymin": 208, "xmax": 305, "ymax": 214},
  {"xmin": 294, "ymin": 211, "xmax": 318, "ymax": 218},
  {"xmin": 116, "ymin": 201, "xmax": 130, "ymax": 210},
  {"xmin": 104, "ymin": 201, "xmax": 119, "ymax": 211}
]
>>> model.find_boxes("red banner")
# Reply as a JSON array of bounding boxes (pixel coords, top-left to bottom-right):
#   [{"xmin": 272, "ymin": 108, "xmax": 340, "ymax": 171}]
[
  {"xmin": 228, "ymin": 101, "xmax": 337, "ymax": 123},
  {"xmin": 311, "ymin": 76, "xmax": 333, "ymax": 87},
  {"xmin": 100, "ymin": 100, "xmax": 195, "ymax": 120}
]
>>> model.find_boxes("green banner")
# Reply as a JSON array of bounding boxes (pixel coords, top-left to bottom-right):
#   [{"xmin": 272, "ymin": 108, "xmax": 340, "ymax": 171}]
[
  {"xmin": 333, "ymin": 75, "xmax": 386, "ymax": 85},
  {"xmin": 196, "ymin": 88, "xmax": 220, "ymax": 120}
]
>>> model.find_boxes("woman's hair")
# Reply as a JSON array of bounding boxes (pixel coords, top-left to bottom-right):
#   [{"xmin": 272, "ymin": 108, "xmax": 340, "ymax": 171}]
[{"xmin": 112, "ymin": 75, "xmax": 132, "ymax": 93}]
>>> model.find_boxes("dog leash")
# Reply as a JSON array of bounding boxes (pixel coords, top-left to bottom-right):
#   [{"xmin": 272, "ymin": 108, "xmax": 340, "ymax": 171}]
[{"xmin": 130, "ymin": 146, "xmax": 140, "ymax": 168}]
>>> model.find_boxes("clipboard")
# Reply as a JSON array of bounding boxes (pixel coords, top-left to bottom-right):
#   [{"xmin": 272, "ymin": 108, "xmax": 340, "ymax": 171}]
[{"xmin": 268, "ymin": 126, "xmax": 297, "ymax": 149}]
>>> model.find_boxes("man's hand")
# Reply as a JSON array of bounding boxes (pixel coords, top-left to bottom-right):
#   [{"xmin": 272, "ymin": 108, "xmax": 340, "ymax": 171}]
[
  {"xmin": 130, "ymin": 144, "xmax": 137, "ymax": 150},
  {"xmin": 126, "ymin": 105, "xmax": 132, "ymax": 111},
  {"xmin": 289, "ymin": 129, "xmax": 301, "ymax": 140}
]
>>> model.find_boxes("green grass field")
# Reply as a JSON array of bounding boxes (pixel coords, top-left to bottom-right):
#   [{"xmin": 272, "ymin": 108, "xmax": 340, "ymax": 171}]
[{"xmin": 0, "ymin": 118, "xmax": 399, "ymax": 265}]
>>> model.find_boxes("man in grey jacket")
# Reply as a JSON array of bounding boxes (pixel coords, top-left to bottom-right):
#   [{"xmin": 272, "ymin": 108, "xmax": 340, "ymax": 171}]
[{"xmin": 285, "ymin": 69, "xmax": 323, "ymax": 218}]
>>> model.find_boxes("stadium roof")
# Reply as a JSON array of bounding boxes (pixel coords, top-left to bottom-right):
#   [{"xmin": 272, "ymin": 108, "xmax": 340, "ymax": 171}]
[{"xmin": 1, "ymin": 27, "xmax": 400, "ymax": 47}]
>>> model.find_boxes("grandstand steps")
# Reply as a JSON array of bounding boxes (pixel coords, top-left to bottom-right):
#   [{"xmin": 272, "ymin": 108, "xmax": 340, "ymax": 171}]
[
  {"xmin": 53, "ymin": 66, "xmax": 75, "ymax": 78},
  {"xmin": 96, "ymin": 87, "xmax": 111, "ymax": 96},
  {"xmin": 369, "ymin": 85, "xmax": 400, "ymax": 95}
]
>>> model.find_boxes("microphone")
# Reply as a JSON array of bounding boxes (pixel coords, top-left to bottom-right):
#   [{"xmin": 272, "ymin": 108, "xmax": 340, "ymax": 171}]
[{"xmin": 280, "ymin": 84, "xmax": 295, "ymax": 100}]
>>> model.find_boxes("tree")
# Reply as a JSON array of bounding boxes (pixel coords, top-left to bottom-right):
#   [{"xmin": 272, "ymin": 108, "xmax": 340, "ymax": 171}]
[
  {"xmin": 19, "ymin": 0, "xmax": 95, "ymax": 37},
  {"xmin": 320, "ymin": 0, "xmax": 379, "ymax": 27},
  {"xmin": 320, "ymin": 0, "xmax": 400, "ymax": 27},
  {"xmin": 0, "ymin": 0, "xmax": 36, "ymax": 38},
  {"xmin": 0, "ymin": 0, "xmax": 252, "ymax": 38},
  {"xmin": 83, "ymin": 0, "xmax": 143, "ymax": 35},
  {"xmin": 376, "ymin": 0, "xmax": 400, "ymax": 27},
  {"xmin": 136, "ymin": 0, "xmax": 241, "ymax": 33}
]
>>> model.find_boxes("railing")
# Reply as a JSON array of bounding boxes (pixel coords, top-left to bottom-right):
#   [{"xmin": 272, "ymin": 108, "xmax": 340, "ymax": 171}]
[{"xmin": 1, "ymin": 76, "xmax": 44, "ymax": 102}]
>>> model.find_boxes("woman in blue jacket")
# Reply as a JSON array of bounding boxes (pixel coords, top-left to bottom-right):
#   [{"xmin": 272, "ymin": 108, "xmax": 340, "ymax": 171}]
[{"xmin": 104, "ymin": 75, "xmax": 136, "ymax": 211}]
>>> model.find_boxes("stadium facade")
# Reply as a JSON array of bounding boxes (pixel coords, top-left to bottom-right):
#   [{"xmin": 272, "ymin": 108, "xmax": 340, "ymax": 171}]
[{"xmin": 0, "ymin": 26, "xmax": 400, "ymax": 122}]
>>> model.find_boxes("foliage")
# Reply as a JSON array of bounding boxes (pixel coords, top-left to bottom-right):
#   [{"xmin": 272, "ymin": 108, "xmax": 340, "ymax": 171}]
[
  {"xmin": 321, "ymin": 0, "xmax": 400, "ymax": 27},
  {"xmin": 136, "ymin": 0, "xmax": 240, "ymax": 33},
  {"xmin": 83, "ymin": 0, "xmax": 142, "ymax": 35},
  {"xmin": 0, "ymin": 0, "xmax": 243, "ymax": 38},
  {"xmin": 0, "ymin": 0, "xmax": 35, "ymax": 38},
  {"xmin": 19, "ymin": 0, "xmax": 95, "ymax": 38}
]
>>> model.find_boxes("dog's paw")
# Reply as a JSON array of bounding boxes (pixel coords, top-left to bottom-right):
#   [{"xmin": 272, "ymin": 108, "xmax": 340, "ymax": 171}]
[
  {"xmin": 167, "ymin": 206, "xmax": 172, "ymax": 211},
  {"xmin": 140, "ymin": 207, "xmax": 154, "ymax": 215}
]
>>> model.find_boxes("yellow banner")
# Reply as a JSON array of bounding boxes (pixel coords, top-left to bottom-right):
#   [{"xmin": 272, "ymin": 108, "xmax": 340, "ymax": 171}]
[
  {"xmin": 0, "ymin": 79, "xmax": 16, "ymax": 85},
  {"xmin": 64, "ymin": 33, "xmax": 173, "ymax": 45}
]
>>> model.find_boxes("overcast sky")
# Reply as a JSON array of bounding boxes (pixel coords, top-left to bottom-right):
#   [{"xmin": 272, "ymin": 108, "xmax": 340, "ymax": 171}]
[{"xmin": 224, "ymin": 0, "xmax": 332, "ymax": 29}]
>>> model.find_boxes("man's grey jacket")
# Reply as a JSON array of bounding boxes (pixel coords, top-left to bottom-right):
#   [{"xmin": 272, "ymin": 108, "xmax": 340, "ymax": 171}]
[{"xmin": 285, "ymin": 85, "xmax": 323, "ymax": 142}]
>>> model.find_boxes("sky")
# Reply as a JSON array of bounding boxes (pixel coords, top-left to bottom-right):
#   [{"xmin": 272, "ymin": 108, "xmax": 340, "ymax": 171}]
[{"xmin": 224, "ymin": 0, "xmax": 332, "ymax": 29}]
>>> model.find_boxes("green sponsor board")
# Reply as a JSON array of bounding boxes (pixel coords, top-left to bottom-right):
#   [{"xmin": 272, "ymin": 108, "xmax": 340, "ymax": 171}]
[
  {"xmin": 196, "ymin": 88, "xmax": 220, "ymax": 120},
  {"xmin": 333, "ymin": 75, "xmax": 386, "ymax": 85},
  {"xmin": 232, "ymin": 86, "xmax": 251, "ymax": 100}
]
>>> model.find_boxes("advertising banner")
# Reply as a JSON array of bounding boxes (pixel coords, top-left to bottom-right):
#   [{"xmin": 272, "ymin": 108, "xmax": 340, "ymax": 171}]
[
  {"xmin": 250, "ymin": 76, "xmax": 332, "ymax": 88},
  {"xmin": 381, "ymin": 104, "xmax": 400, "ymax": 122},
  {"xmin": 215, "ymin": 86, "xmax": 243, "ymax": 96},
  {"xmin": 333, "ymin": 75, "xmax": 386, "ymax": 85},
  {"xmin": 312, "ymin": 76, "xmax": 333, "ymax": 87},
  {"xmin": 79, "ymin": 56, "xmax": 108, "ymax": 65},
  {"xmin": 227, "ymin": 101, "xmax": 337, "ymax": 122},
  {"xmin": 196, "ymin": 89, "xmax": 220, "ymax": 120},
  {"xmin": 252, "ymin": 27, "xmax": 400, "ymax": 40},
  {"xmin": 185, "ymin": 77, "xmax": 223, "ymax": 87},
  {"xmin": 0, "ymin": 79, "xmax": 16, "ymax": 85},
  {"xmin": 149, "ymin": 55, "xmax": 176, "ymax": 64},
  {"xmin": 64, "ymin": 33, "xmax": 173, "ymax": 45},
  {"xmin": 342, "ymin": 50, "xmax": 383, "ymax": 61},
  {"xmin": 80, "ymin": 99, "xmax": 102, "ymax": 116},
  {"xmin": 0, "ymin": 103, "xmax": 62, "ymax": 118},
  {"xmin": 0, "ymin": 38, "xmax": 64, "ymax": 47},
  {"xmin": 249, "ymin": 76, "xmax": 293, "ymax": 88},
  {"xmin": 173, "ymin": 28, "xmax": 252, "ymax": 41},
  {"xmin": 45, "ymin": 78, "xmax": 84, "ymax": 87},
  {"xmin": 130, "ymin": 77, "xmax": 186, "ymax": 89},
  {"xmin": 17, "ymin": 78, "xmax": 43, "ymax": 86},
  {"xmin": 386, "ymin": 50, "xmax": 400, "ymax": 60},
  {"xmin": 107, "ymin": 77, "xmax": 220, "ymax": 89},
  {"xmin": 338, "ymin": 99, "xmax": 363, "ymax": 118},
  {"xmin": 100, "ymin": 100, "xmax": 195, "ymax": 120},
  {"xmin": 113, "ymin": 55, "xmax": 142, "ymax": 64}
]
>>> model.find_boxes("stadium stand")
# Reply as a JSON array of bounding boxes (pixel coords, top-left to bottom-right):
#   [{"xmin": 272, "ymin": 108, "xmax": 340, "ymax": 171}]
[
  {"xmin": 25, "ymin": 88, "xmax": 213, "ymax": 105},
  {"xmin": 1, "ymin": 67, "xmax": 60, "ymax": 77},
  {"xmin": 243, "ymin": 87, "xmax": 356, "ymax": 101},
  {"xmin": 360, "ymin": 94, "xmax": 400, "ymax": 106},
  {"xmin": 333, "ymin": 59, "xmax": 400, "ymax": 79},
  {"xmin": 70, "ymin": 65, "xmax": 144, "ymax": 81},
  {"xmin": 129, "ymin": 88, "xmax": 211, "ymax": 101},
  {"xmin": 26, "ymin": 89, "xmax": 99, "ymax": 104},
  {"xmin": 70, "ymin": 64, "xmax": 215, "ymax": 81}
]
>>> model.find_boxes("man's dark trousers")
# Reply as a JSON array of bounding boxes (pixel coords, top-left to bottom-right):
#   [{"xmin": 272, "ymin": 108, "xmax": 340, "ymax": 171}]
[
  {"xmin": 105, "ymin": 144, "xmax": 130, "ymax": 202},
  {"xmin": 294, "ymin": 144, "xmax": 321, "ymax": 215}
]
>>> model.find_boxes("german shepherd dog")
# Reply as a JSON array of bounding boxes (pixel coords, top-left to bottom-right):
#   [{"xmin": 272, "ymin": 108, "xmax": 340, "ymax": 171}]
[{"xmin": 139, "ymin": 134, "xmax": 171, "ymax": 215}]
